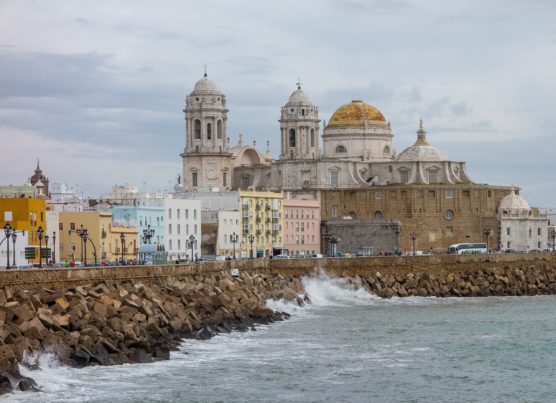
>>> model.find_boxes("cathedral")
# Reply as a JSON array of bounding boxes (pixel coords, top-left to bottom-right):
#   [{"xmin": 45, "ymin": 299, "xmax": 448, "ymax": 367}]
[{"xmin": 180, "ymin": 74, "xmax": 547, "ymax": 253}]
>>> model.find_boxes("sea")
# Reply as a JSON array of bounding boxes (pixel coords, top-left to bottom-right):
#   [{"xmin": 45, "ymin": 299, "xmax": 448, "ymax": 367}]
[{"xmin": 5, "ymin": 272, "xmax": 556, "ymax": 403}]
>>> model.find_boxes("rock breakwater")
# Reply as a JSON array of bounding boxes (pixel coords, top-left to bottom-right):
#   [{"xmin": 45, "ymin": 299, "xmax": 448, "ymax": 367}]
[
  {"xmin": 0, "ymin": 270, "xmax": 303, "ymax": 395},
  {"xmin": 343, "ymin": 264, "xmax": 556, "ymax": 298}
]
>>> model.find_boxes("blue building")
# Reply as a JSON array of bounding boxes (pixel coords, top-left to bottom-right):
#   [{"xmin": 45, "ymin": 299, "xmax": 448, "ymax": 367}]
[{"xmin": 111, "ymin": 200, "xmax": 165, "ymax": 249}]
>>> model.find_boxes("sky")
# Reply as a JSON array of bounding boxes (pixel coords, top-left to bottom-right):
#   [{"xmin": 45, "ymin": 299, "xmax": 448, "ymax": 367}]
[{"xmin": 0, "ymin": 0, "xmax": 555, "ymax": 206}]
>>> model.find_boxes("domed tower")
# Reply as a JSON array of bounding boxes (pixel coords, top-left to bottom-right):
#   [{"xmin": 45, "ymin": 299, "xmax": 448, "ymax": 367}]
[
  {"xmin": 279, "ymin": 83, "xmax": 320, "ymax": 160},
  {"xmin": 323, "ymin": 100, "xmax": 394, "ymax": 161},
  {"xmin": 181, "ymin": 73, "xmax": 232, "ymax": 191}
]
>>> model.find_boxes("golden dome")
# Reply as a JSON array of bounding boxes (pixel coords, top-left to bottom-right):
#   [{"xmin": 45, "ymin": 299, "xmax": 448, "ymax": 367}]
[{"xmin": 328, "ymin": 100, "xmax": 386, "ymax": 127}]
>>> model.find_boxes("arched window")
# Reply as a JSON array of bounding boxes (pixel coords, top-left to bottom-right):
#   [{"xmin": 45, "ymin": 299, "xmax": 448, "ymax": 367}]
[
  {"xmin": 349, "ymin": 211, "xmax": 357, "ymax": 219},
  {"xmin": 383, "ymin": 145, "xmax": 390, "ymax": 154},
  {"xmin": 217, "ymin": 120, "xmax": 223, "ymax": 139},
  {"xmin": 302, "ymin": 180, "xmax": 310, "ymax": 189},
  {"xmin": 374, "ymin": 211, "xmax": 383, "ymax": 219},
  {"xmin": 310, "ymin": 129, "xmax": 315, "ymax": 147},
  {"xmin": 194, "ymin": 120, "xmax": 201, "ymax": 139},
  {"xmin": 207, "ymin": 123, "xmax": 212, "ymax": 140},
  {"xmin": 335, "ymin": 145, "xmax": 347, "ymax": 154},
  {"xmin": 289, "ymin": 129, "xmax": 296, "ymax": 147}
]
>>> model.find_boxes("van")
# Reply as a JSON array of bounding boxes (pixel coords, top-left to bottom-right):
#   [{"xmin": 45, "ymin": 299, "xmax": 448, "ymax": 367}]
[{"xmin": 311, "ymin": 253, "xmax": 323, "ymax": 258}]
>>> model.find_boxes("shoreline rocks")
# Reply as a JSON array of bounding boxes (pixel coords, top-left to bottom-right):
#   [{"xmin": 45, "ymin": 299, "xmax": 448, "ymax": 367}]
[
  {"xmin": 0, "ymin": 271, "xmax": 302, "ymax": 395},
  {"xmin": 1, "ymin": 263, "xmax": 556, "ymax": 395}
]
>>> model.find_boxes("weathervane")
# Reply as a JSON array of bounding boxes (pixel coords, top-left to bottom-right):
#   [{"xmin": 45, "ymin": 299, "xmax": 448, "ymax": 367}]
[
  {"xmin": 203, "ymin": 64, "xmax": 207, "ymax": 77},
  {"xmin": 296, "ymin": 78, "xmax": 302, "ymax": 90}
]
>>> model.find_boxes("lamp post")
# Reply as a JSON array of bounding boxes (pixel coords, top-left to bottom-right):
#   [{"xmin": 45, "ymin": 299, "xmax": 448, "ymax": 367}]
[
  {"xmin": 45, "ymin": 235, "xmax": 49, "ymax": 265},
  {"xmin": 11, "ymin": 232, "xmax": 17, "ymax": 267},
  {"xmin": 80, "ymin": 229, "xmax": 88, "ymax": 266},
  {"xmin": 231, "ymin": 232, "xmax": 238, "ymax": 260},
  {"xmin": 120, "ymin": 232, "xmax": 125, "ymax": 264},
  {"xmin": 3, "ymin": 223, "xmax": 12, "ymax": 269},
  {"xmin": 411, "ymin": 232, "xmax": 417, "ymax": 256},
  {"xmin": 249, "ymin": 234, "xmax": 255, "ymax": 259},
  {"xmin": 142, "ymin": 224, "xmax": 155, "ymax": 244},
  {"xmin": 37, "ymin": 226, "xmax": 44, "ymax": 268},
  {"xmin": 329, "ymin": 233, "xmax": 339, "ymax": 256},
  {"xmin": 483, "ymin": 227, "xmax": 491, "ymax": 252},
  {"xmin": 189, "ymin": 234, "xmax": 195, "ymax": 262},
  {"xmin": 393, "ymin": 224, "xmax": 401, "ymax": 255},
  {"xmin": 52, "ymin": 231, "xmax": 56, "ymax": 263}
]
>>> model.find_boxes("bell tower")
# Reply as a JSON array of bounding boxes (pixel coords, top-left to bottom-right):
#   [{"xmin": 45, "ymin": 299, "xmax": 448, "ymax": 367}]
[
  {"xmin": 181, "ymin": 72, "xmax": 232, "ymax": 191},
  {"xmin": 279, "ymin": 82, "xmax": 321, "ymax": 160}
]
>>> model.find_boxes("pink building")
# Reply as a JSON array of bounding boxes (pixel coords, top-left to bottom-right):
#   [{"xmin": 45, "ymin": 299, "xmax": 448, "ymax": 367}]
[{"xmin": 283, "ymin": 198, "xmax": 321, "ymax": 257}]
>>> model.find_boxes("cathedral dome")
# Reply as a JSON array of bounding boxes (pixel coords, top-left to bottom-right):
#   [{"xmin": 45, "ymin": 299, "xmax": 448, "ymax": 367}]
[
  {"xmin": 397, "ymin": 118, "xmax": 448, "ymax": 162},
  {"xmin": 192, "ymin": 74, "xmax": 222, "ymax": 95},
  {"xmin": 327, "ymin": 100, "xmax": 387, "ymax": 127},
  {"xmin": 499, "ymin": 190, "xmax": 530, "ymax": 212},
  {"xmin": 286, "ymin": 88, "xmax": 313, "ymax": 106}
]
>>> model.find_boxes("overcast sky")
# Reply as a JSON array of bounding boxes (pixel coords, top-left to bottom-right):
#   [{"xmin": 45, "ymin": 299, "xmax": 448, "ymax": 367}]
[{"xmin": 1, "ymin": 0, "xmax": 555, "ymax": 206}]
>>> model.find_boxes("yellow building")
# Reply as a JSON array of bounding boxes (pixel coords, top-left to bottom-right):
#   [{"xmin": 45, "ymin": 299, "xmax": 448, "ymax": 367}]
[
  {"xmin": 0, "ymin": 198, "xmax": 46, "ymax": 264},
  {"xmin": 239, "ymin": 190, "xmax": 283, "ymax": 258},
  {"xmin": 59, "ymin": 211, "xmax": 138, "ymax": 264}
]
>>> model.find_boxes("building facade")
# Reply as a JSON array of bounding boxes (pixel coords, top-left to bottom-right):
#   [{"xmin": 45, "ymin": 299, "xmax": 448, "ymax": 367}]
[
  {"xmin": 201, "ymin": 210, "xmax": 240, "ymax": 257},
  {"xmin": 164, "ymin": 199, "xmax": 202, "ymax": 261},
  {"xmin": 239, "ymin": 190, "xmax": 283, "ymax": 257},
  {"xmin": 0, "ymin": 198, "xmax": 47, "ymax": 266},
  {"xmin": 283, "ymin": 197, "xmax": 321, "ymax": 257}
]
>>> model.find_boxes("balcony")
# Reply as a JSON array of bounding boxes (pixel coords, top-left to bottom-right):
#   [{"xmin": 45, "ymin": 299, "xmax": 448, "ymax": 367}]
[
  {"xmin": 256, "ymin": 229, "xmax": 262, "ymax": 235},
  {"xmin": 255, "ymin": 204, "xmax": 261, "ymax": 211},
  {"xmin": 256, "ymin": 215, "xmax": 261, "ymax": 222},
  {"xmin": 101, "ymin": 229, "xmax": 107, "ymax": 238},
  {"xmin": 265, "ymin": 204, "xmax": 271, "ymax": 210}
]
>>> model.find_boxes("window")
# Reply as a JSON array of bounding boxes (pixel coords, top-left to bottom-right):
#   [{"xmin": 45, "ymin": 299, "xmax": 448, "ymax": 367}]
[
  {"xmin": 446, "ymin": 226, "xmax": 453, "ymax": 236},
  {"xmin": 185, "ymin": 209, "xmax": 189, "ymax": 219},
  {"xmin": 463, "ymin": 190, "xmax": 470, "ymax": 197},
  {"xmin": 194, "ymin": 120, "xmax": 201, "ymax": 139},
  {"xmin": 400, "ymin": 169, "xmax": 409, "ymax": 184},
  {"xmin": 217, "ymin": 120, "xmax": 223, "ymax": 139},
  {"xmin": 59, "ymin": 223, "xmax": 63, "ymax": 230},
  {"xmin": 207, "ymin": 123, "xmax": 212, "ymax": 140},
  {"xmin": 538, "ymin": 228, "xmax": 542, "ymax": 236},
  {"xmin": 507, "ymin": 228, "xmax": 510, "ymax": 236},
  {"xmin": 428, "ymin": 169, "xmax": 439, "ymax": 183},
  {"xmin": 177, "ymin": 224, "xmax": 181, "ymax": 235},
  {"xmin": 242, "ymin": 174, "xmax": 251, "ymax": 189},
  {"xmin": 383, "ymin": 146, "xmax": 390, "ymax": 154},
  {"xmin": 168, "ymin": 209, "xmax": 172, "ymax": 219},
  {"xmin": 529, "ymin": 228, "xmax": 532, "ymax": 238},
  {"xmin": 330, "ymin": 170, "xmax": 339, "ymax": 187},
  {"xmin": 310, "ymin": 129, "xmax": 315, "ymax": 147},
  {"xmin": 444, "ymin": 209, "xmax": 455, "ymax": 220},
  {"xmin": 169, "ymin": 239, "xmax": 172, "ymax": 250},
  {"xmin": 289, "ymin": 129, "xmax": 296, "ymax": 147},
  {"xmin": 168, "ymin": 224, "xmax": 172, "ymax": 235},
  {"xmin": 70, "ymin": 223, "xmax": 75, "ymax": 230},
  {"xmin": 177, "ymin": 209, "xmax": 180, "ymax": 219},
  {"xmin": 445, "ymin": 190, "xmax": 454, "ymax": 199},
  {"xmin": 194, "ymin": 209, "xmax": 197, "ymax": 220},
  {"xmin": 223, "ymin": 172, "xmax": 227, "ymax": 187},
  {"xmin": 178, "ymin": 240, "xmax": 181, "ymax": 250},
  {"xmin": 375, "ymin": 191, "xmax": 382, "ymax": 200},
  {"xmin": 335, "ymin": 145, "xmax": 347, "ymax": 153},
  {"xmin": 192, "ymin": 172, "xmax": 198, "ymax": 187},
  {"xmin": 428, "ymin": 190, "xmax": 436, "ymax": 199},
  {"xmin": 331, "ymin": 205, "xmax": 338, "ymax": 217},
  {"xmin": 374, "ymin": 211, "xmax": 383, "ymax": 219}
]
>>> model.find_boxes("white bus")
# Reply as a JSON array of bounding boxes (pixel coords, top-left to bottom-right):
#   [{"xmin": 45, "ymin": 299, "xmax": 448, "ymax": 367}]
[{"xmin": 447, "ymin": 243, "xmax": 488, "ymax": 255}]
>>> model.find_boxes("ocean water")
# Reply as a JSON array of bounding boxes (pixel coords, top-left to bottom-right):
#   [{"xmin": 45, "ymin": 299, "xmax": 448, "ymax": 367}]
[{"xmin": 6, "ymin": 273, "xmax": 556, "ymax": 403}]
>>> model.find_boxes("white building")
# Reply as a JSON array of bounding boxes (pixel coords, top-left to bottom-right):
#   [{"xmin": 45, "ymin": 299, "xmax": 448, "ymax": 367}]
[
  {"xmin": 498, "ymin": 190, "xmax": 549, "ymax": 252},
  {"xmin": 49, "ymin": 183, "xmax": 84, "ymax": 212},
  {"xmin": 201, "ymin": 210, "xmax": 240, "ymax": 258},
  {"xmin": 0, "ymin": 231, "xmax": 29, "ymax": 267},
  {"xmin": 164, "ymin": 199, "xmax": 202, "ymax": 261}
]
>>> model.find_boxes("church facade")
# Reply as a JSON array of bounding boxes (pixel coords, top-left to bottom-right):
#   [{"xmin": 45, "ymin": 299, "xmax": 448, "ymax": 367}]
[{"xmin": 180, "ymin": 74, "xmax": 545, "ymax": 253}]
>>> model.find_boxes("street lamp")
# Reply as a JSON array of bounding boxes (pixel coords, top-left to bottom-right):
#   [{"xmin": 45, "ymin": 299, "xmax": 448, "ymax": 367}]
[
  {"xmin": 37, "ymin": 226, "xmax": 44, "ymax": 268},
  {"xmin": 483, "ymin": 227, "xmax": 491, "ymax": 252},
  {"xmin": 231, "ymin": 232, "xmax": 239, "ymax": 260},
  {"xmin": 393, "ymin": 224, "xmax": 401, "ymax": 255},
  {"xmin": 329, "ymin": 233, "xmax": 340, "ymax": 256},
  {"xmin": 411, "ymin": 232, "xmax": 417, "ymax": 256},
  {"xmin": 52, "ymin": 231, "xmax": 56, "ymax": 263},
  {"xmin": 249, "ymin": 234, "xmax": 255, "ymax": 259},
  {"xmin": 11, "ymin": 232, "xmax": 17, "ymax": 267},
  {"xmin": 45, "ymin": 235, "xmax": 49, "ymax": 265},
  {"xmin": 120, "ymin": 232, "xmax": 125, "ymax": 264},
  {"xmin": 3, "ymin": 223, "xmax": 12, "ymax": 269},
  {"xmin": 80, "ymin": 229, "xmax": 88, "ymax": 266},
  {"xmin": 143, "ymin": 224, "xmax": 155, "ymax": 244},
  {"xmin": 189, "ymin": 234, "xmax": 195, "ymax": 262}
]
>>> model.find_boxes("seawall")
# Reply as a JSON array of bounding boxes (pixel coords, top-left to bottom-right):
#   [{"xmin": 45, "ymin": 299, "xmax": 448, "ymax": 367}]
[{"xmin": 1, "ymin": 253, "xmax": 556, "ymax": 394}]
